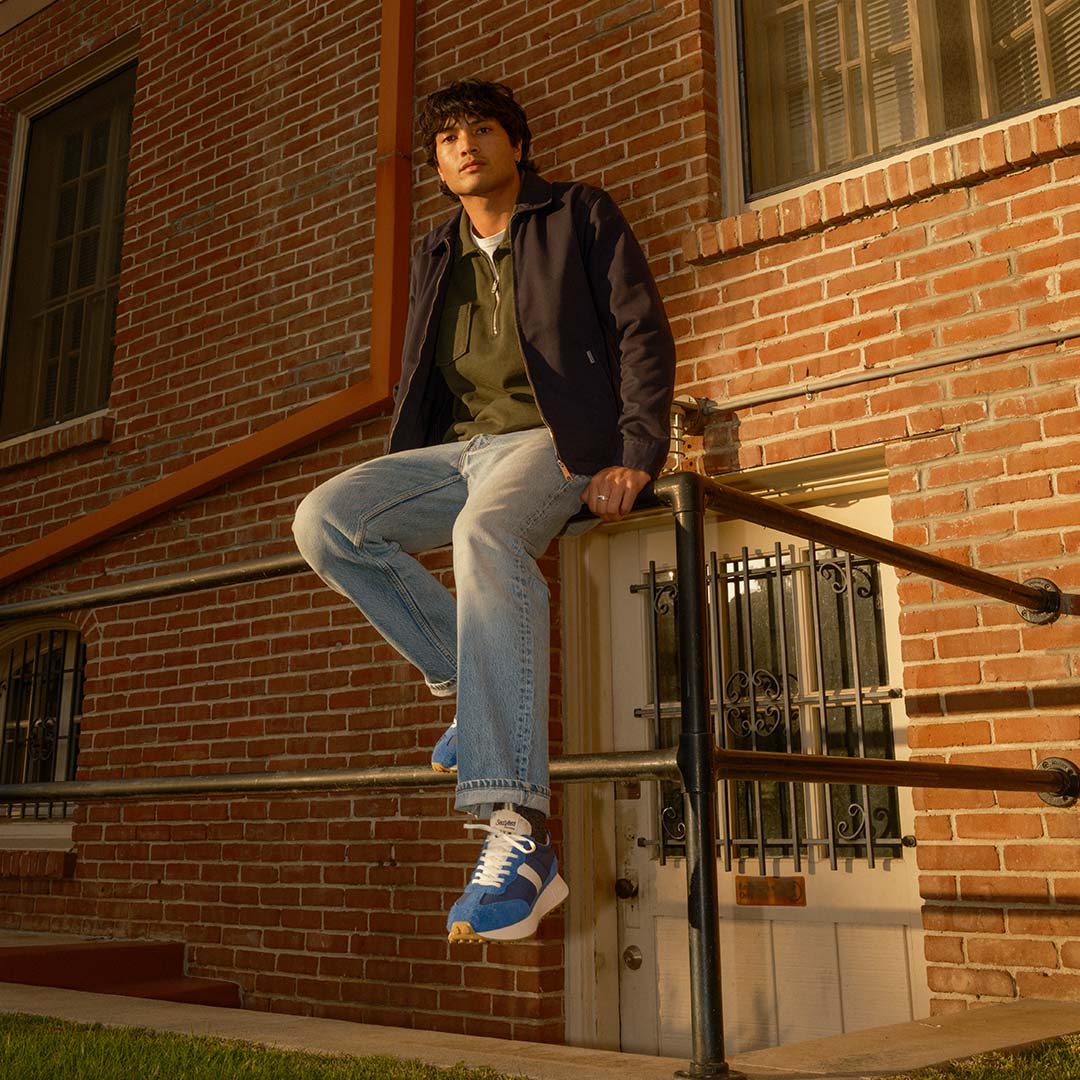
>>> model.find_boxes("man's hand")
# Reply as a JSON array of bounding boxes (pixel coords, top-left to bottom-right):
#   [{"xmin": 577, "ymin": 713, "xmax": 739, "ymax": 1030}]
[{"xmin": 582, "ymin": 466, "xmax": 651, "ymax": 523}]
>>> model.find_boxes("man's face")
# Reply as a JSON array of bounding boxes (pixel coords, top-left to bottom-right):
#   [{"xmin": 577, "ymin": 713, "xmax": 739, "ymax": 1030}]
[{"xmin": 434, "ymin": 116, "xmax": 521, "ymax": 201}]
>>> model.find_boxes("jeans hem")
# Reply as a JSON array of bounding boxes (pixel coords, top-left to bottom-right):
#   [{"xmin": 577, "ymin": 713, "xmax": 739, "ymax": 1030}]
[{"xmin": 455, "ymin": 781, "xmax": 551, "ymax": 819}]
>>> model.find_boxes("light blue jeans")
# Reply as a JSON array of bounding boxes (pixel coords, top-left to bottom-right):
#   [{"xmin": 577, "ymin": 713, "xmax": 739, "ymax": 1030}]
[{"xmin": 292, "ymin": 428, "xmax": 591, "ymax": 818}]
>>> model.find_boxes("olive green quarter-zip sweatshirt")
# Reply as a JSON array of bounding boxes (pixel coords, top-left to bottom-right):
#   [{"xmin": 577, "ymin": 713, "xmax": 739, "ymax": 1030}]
[{"xmin": 434, "ymin": 210, "xmax": 543, "ymax": 442}]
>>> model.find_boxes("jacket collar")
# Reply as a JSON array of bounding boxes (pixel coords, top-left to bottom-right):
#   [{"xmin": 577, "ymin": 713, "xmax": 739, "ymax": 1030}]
[
  {"xmin": 423, "ymin": 170, "xmax": 553, "ymax": 254},
  {"xmin": 514, "ymin": 169, "xmax": 554, "ymax": 213}
]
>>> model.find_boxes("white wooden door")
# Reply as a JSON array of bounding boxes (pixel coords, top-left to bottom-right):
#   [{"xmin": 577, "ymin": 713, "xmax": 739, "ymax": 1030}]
[{"xmin": 607, "ymin": 496, "xmax": 928, "ymax": 1057}]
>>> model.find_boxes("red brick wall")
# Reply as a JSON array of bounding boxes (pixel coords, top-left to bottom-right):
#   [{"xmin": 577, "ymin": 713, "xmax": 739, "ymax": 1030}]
[
  {"xmin": 0, "ymin": 0, "xmax": 718, "ymax": 1042},
  {"xmin": 683, "ymin": 107, "xmax": 1080, "ymax": 1014},
  {"xmin": 4, "ymin": 0, "xmax": 1080, "ymax": 1034}
]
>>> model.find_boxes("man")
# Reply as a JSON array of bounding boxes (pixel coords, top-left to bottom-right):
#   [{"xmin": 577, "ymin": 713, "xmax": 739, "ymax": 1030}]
[{"xmin": 293, "ymin": 79, "xmax": 674, "ymax": 944}]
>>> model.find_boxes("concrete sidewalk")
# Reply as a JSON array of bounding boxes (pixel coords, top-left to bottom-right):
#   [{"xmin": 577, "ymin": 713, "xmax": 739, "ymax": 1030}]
[{"xmin": 3, "ymin": 930, "xmax": 1080, "ymax": 1080}]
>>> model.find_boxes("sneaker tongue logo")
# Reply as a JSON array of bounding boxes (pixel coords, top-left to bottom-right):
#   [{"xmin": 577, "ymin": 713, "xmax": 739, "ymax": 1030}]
[{"xmin": 494, "ymin": 814, "xmax": 521, "ymax": 832}]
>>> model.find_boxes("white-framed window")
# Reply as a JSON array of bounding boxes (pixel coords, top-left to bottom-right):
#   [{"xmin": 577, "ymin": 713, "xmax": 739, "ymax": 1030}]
[
  {"xmin": 0, "ymin": 624, "xmax": 85, "ymax": 821},
  {"xmin": 0, "ymin": 50, "xmax": 135, "ymax": 440},
  {"xmin": 734, "ymin": 0, "xmax": 1080, "ymax": 197}
]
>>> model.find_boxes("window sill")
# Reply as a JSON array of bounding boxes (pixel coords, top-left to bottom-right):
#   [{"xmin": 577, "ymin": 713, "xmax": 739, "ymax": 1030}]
[
  {"xmin": 0, "ymin": 410, "xmax": 114, "ymax": 472},
  {"xmin": 0, "ymin": 820, "xmax": 73, "ymax": 850},
  {"xmin": 683, "ymin": 103, "xmax": 1080, "ymax": 265}
]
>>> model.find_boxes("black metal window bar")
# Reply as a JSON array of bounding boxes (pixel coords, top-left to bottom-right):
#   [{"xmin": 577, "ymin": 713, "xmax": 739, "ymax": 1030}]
[
  {"xmin": 0, "ymin": 628, "xmax": 84, "ymax": 820},
  {"xmin": 635, "ymin": 542, "xmax": 907, "ymax": 872},
  {"xmin": 1, "ymin": 473, "xmax": 1079, "ymax": 1080}
]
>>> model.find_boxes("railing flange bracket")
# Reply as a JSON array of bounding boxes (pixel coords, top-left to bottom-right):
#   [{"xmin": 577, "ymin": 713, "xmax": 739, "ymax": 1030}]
[
  {"xmin": 1018, "ymin": 577, "xmax": 1062, "ymax": 625},
  {"xmin": 674, "ymin": 1067, "xmax": 747, "ymax": 1079},
  {"xmin": 1038, "ymin": 757, "xmax": 1080, "ymax": 808}
]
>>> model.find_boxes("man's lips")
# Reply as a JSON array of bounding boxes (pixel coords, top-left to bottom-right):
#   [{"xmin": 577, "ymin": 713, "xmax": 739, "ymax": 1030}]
[{"xmin": 460, "ymin": 160, "xmax": 485, "ymax": 173}]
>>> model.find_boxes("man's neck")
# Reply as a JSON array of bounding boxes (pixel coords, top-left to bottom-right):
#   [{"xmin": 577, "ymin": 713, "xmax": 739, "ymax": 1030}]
[{"xmin": 460, "ymin": 173, "xmax": 521, "ymax": 238}]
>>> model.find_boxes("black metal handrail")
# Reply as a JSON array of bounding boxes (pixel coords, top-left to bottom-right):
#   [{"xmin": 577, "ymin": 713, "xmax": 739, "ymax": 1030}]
[
  {"xmin": 650, "ymin": 471, "xmax": 1078, "ymax": 1079},
  {"xmin": 3, "ymin": 471, "xmax": 1079, "ymax": 1080},
  {"xmin": 699, "ymin": 480, "xmax": 1073, "ymax": 620}
]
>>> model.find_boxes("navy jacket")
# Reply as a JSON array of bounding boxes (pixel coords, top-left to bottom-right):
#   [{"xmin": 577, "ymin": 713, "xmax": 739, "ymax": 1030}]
[{"xmin": 388, "ymin": 171, "xmax": 676, "ymax": 479}]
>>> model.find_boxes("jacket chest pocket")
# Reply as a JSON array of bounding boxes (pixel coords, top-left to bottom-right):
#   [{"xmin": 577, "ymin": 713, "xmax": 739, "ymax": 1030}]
[{"xmin": 436, "ymin": 303, "xmax": 474, "ymax": 367}]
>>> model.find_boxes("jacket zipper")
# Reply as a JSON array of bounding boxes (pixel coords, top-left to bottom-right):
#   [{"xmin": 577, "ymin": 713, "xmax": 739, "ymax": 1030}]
[{"xmin": 491, "ymin": 274, "xmax": 500, "ymax": 336}]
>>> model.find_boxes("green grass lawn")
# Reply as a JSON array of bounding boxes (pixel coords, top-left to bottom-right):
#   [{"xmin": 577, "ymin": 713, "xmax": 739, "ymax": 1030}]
[
  {"xmin": 0, "ymin": 1013, "xmax": 529, "ymax": 1080},
  {"xmin": 5, "ymin": 1010, "xmax": 1080, "ymax": 1080},
  {"xmin": 888, "ymin": 1032, "xmax": 1080, "ymax": 1080}
]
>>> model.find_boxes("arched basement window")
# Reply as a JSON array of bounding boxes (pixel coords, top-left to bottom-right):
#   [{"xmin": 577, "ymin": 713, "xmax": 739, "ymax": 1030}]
[{"xmin": 0, "ymin": 626, "xmax": 85, "ymax": 820}]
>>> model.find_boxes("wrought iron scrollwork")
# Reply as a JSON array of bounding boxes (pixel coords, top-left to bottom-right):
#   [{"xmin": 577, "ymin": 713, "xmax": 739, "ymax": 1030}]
[
  {"xmin": 722, "ymin": 668, "xmax": 797, "ymax": 739},
  {"xmin": 653, "ymin": 582, "xmax": 678, "ymax": 616},
  {"xmin": 836, "ymin": 802, "xmax": 866, "ymax": 840},
  {"xmin": 661, "ymin": 796, "xmax": 687, "ymax": 842},
  {"xmin": 28, "ymin": 717, "xmax": 58, "ymax": 763},
  {"xmin": 835, "ymin": 801, "xmax": 894, "ymax": 842},
  {"xmin": 818, "ymin": 559, "xmax": 875, "ymax": 599}
]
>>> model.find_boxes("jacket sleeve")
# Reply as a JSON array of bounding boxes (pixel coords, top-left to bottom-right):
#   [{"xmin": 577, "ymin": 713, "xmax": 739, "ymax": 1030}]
[{"xmin": 583, "ymin": 188, "xmax": 676, "ymax": 478}]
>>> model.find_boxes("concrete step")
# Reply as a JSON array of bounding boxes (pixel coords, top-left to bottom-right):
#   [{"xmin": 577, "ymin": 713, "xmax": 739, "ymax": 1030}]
[
  {"xmin": 0, "ymin": 939, "xmax": 240, "ymax": 1009},
  {"xmin": 100, "ymin": 976, "xmax": 241, "ymax": 1009}
]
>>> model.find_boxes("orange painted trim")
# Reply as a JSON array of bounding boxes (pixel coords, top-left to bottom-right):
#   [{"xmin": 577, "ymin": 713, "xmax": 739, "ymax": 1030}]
[
  {"xmin": 0, "ymin": 0, "xmax": 416, "ymax": 592},
  {"xmin": 370, "ymin": 0, "xmax": 416, "ymax": 393}
]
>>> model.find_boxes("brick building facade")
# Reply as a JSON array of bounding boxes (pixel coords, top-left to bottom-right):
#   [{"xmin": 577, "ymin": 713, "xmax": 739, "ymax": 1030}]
[{"xmin": 1, "ymin": 0, "xmax": 1079, "ymax": 1053}]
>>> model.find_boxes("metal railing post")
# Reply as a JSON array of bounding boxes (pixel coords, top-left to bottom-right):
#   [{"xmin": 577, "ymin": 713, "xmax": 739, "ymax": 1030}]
[{"xmin": 655, "ymin": 472, "xmax": 740, "ymax": 1079}]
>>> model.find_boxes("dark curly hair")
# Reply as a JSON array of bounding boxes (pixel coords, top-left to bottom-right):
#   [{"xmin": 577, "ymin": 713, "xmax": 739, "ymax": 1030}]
[{"xmin": 417, "ymin": 79, "xmax": 535, "ymax": 197}]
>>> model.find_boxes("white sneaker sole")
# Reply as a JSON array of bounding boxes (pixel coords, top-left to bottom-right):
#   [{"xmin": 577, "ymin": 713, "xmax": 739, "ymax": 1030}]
[{"xmin": 448, "ymin": 873, "xmax": 569, "ymax": 944}]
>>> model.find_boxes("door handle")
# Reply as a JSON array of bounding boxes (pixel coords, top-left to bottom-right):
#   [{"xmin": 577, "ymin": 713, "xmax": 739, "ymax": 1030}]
[{"xmin": 615, "ymin": 877, "xmax": 639, "ymax": 899}]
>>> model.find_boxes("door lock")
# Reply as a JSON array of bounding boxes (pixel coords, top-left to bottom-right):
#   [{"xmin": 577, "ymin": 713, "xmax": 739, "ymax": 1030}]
[{"xmin": 622, "ymin": 945, "xmax": 643, "ymax": 970}]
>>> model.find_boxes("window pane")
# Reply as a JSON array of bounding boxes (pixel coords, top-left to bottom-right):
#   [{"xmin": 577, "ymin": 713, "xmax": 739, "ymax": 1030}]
[
  {"xmin": 866, "ymin": 0, "xmax": 911, "ymax": 45},
  {"xmin": 995, "ymin": 31, "xmax": 1042, "ymax": 109},
  {"xmin": 741, "ymin": 0, "xmax": 917, "ymax": 193},
  {"xmin": 1049, "ymin": 1, "xmax": 1080, "ymax": 92},
  {"xmin": 60, "ymin": 132, "xmax": 82, "ymax": 181},
  {"xmin": 936, "ymin": 0, "xmax": 980, "ymax": 126},
  {"xmin": 48, "ymin": 243, "xmax": 72, "ymax": 299},
  {"xmin": 82, "ymin": 173, "xmax": 105, "ymax": 229},
  {"xmin": 55, "ymin": 186, "xmax": 77, "ymax": 239},
  {"xmin": 989, "ymin": 0, "xmax": 1033, "ymax": 39}
]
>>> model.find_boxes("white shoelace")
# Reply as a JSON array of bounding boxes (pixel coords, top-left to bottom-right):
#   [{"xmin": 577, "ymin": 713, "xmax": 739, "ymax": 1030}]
[{"xmin": 465, "ymin": 824, "xmax": 537, "ymax": 887}]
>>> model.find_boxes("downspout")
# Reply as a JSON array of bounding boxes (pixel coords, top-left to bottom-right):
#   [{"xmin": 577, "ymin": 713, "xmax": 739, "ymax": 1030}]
[{"xmin": 0, "ymin": 0, "xmax": 416, "ymax": 591}]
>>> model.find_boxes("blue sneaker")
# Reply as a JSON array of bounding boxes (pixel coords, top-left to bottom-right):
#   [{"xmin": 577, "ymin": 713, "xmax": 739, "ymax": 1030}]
[
  {"xmin": 431, "ymin": 718, "xmax": 457, "ymax": 773},
  {"xmin": 447, "ymin": 809, "xmax": 568, "ymax": 944}
]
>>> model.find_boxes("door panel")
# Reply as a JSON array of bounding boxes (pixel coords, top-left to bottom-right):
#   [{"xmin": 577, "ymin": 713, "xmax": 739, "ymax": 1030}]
[
  {"xmin": 607, "ymin": 495, "xmax": 927, "ymax": 1055},
  {"xmin": 773, "ymin": 921, "xmax": 844, "ymax": 1044}
]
